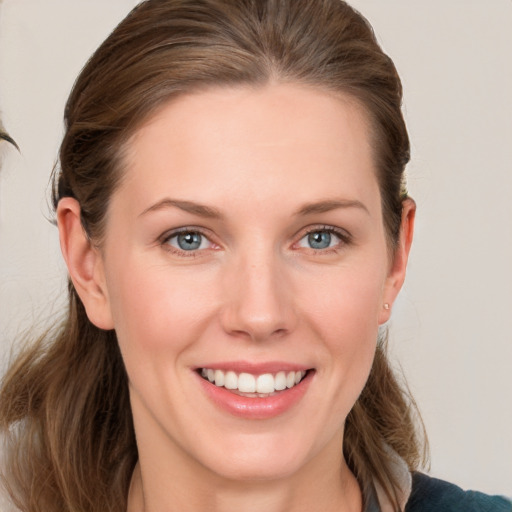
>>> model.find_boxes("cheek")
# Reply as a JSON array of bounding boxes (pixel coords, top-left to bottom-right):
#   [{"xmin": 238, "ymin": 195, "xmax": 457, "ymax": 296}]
[
  {"xmin": 300, "ymin": 262, "xmax": 385, "ymax": 401},
  {"xmin": 104, "ymin": 257, "xmax": 216, "ymax": 361},
  {"xmin": 302, "ymin": 261, "xmax": 386, "ymax": 337}
]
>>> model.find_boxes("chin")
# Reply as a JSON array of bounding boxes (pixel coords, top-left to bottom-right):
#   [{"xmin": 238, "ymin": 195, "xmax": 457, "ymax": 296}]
[
  {"xmin": 209, "ymin": 456, "xmax": 303, "ymax": 483},
  {"xmin": 194, "ymin": 432, "xmax": 318, "ymax": 483}
]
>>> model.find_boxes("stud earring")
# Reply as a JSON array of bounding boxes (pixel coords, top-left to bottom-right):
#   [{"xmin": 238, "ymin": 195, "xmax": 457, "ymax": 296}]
[{"xmin": 383, "ymin": 303, "xmax": 390, "ymax": 310}]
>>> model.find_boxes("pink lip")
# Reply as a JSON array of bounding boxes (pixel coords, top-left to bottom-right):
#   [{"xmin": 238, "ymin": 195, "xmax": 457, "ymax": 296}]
[
  {"xmin": 195, "ymin": 360, "xmax": 311, "ymax": 374},
  {"xmin": 195, "ymin": 368, "xmax": 314, "ymax": 420}
]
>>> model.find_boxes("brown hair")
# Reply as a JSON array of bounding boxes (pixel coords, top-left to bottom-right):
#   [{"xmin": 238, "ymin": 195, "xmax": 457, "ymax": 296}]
[{"xmin": 0, "ymin": 1, "xmax": 426, "ymax": 510}]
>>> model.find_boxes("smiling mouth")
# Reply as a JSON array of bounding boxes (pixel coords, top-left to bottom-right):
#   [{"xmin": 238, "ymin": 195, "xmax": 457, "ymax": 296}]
[{"xmin": 197, "ymin": 368, "xmax": 310, "ymax": 397}]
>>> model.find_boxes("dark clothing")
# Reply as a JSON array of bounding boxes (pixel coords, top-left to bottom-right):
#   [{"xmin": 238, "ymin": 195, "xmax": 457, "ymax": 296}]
[
  {"xmin": 363, "ymin": 473, "xmax": 512, "ymax": 512},
  {"xmin": 405, "ymin": 473, "xmax": 512, "ymax": 512}
]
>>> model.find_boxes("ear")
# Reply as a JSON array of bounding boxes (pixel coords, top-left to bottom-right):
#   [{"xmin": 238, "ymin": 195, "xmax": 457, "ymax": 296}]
[
  {"xmin": 379, "ymin": 198, "xmax": 416, "ymax": 325},
  {"xmin": 57, "ymin": 197, "xmax": 114, "ymax": 330}
]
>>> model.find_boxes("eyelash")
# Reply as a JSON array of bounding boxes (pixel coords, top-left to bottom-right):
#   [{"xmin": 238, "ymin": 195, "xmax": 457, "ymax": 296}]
[
  {"xmin": 159, "ymin": 227, "xmax": 217, "ymax": 258},
  {"xmin": 297, "ymin": 225, "xmax": 352, "ymax": 253},
  {"xmin": 159, "ymin": 225, "xmax": 351, "ymax": 257}
]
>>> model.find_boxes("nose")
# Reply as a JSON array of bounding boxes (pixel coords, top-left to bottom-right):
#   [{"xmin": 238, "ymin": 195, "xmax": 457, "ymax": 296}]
[{"xmin": 220, "ymin": 250, "xmax": 297, "ymax": 343}]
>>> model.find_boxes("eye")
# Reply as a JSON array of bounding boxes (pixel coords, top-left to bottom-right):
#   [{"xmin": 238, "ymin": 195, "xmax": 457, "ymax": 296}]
[
  {"xmin": 164, "ymin": 230, "xmax": 213, "ymax": 252},
  {"xmin": 306, "ymin": 231, "xmax": 334, "ymax": 250},
  {"xmin": 296, "ymin": 227, "xmax": 348, "ymax": 251}
]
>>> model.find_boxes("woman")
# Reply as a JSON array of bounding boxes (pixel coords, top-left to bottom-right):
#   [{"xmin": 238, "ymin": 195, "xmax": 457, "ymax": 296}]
[{"xmin": 0, "ymin": 1, "xmax": 510, "ymax": 511}]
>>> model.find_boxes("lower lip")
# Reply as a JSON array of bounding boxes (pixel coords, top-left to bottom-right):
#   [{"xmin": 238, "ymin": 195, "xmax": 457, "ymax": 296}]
[{"xmin": 196, "ymin": 371, "xmax": 314, "ymax": 420}]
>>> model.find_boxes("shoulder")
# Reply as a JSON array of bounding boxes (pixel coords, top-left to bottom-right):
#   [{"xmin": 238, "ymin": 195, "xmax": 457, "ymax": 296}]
[{"xmin": 405, "ymin": 472, "xmax": 512, "ymax": 512}]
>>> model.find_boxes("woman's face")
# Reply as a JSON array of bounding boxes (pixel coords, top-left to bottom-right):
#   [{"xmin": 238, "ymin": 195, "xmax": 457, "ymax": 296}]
[{"xmin": 83, "ymin": 84, "xmax": 411, "ymax": 482}]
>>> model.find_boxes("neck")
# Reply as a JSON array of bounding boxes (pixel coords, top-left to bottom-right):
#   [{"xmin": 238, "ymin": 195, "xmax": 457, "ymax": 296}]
[{"xmin": 127, "ymin": 434, "xmax": 362, "ymax": 512}]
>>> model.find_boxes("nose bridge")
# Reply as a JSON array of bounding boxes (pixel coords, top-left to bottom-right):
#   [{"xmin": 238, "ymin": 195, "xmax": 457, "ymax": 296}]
[{"xmin": 221, "ymin": 243, "xmax": 295, "ymax": 341}]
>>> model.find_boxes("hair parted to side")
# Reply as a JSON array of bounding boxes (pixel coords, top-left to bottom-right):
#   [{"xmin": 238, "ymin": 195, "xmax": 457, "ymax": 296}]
[{"xmin": 0, "ymin": 1, "xmax": 426, "ymax": 511}]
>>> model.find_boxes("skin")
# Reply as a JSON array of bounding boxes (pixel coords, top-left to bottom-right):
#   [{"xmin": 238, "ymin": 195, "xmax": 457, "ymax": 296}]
[{"xmin": 58, "ymin": 83, "xmax": 415, "ymax": 512}]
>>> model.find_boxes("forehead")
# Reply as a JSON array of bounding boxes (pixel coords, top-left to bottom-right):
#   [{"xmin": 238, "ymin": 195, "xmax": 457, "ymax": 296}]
[{"xmin": 117, "ymin": 83, "xmax": 380, "ymax": 216}]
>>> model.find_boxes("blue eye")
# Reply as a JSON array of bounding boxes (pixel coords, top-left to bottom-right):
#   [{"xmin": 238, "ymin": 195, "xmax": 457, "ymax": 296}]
[
  {"xmin": 167, "ymin": 231, "xmax": 209, "ymax": 251},
  {"xmin": 297, "ymin": 228, "xmax": 344, "ymax": 250},
  {"xmin": 307, "ymin": 231, "xmax": 332, "ymax": 249}
]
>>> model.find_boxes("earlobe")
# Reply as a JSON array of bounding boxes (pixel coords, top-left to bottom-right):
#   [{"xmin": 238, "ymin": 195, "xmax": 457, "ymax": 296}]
[
  {"xmin": 57, "ymin": 198, "xmax": 114, "ymax": 330},
  {"xmin": 379, "ymin": 198, "xmax": 416, "ymax": 324}
]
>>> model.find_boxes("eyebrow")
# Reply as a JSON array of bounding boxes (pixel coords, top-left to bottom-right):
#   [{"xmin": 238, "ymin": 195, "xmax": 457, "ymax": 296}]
[
  {"xmin": 139, "ymin": 197, "xmax": 369, "ymax": 219},
  {"xmin": 295, "ymin": 199, "xmax": 369, "ymax": 216},
  {"xmin": 139, "ymin": 198, "xmax": 223, "ymax": 219}
]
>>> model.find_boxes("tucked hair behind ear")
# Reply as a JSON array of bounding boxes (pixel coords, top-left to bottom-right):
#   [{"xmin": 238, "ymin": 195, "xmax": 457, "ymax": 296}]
[{"xmin": 0, "ymin": 1, "xmax": 426, "ymax": 511}]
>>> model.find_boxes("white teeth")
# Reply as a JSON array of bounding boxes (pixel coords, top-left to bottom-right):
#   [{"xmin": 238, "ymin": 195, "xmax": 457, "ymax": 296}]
[
  {"xmin": 274, "ymin": 371, "xmax": 287, "ymax": 391},
  {"xmin": 238, "ymin": 373, "xmax": 256, "ymax": 393},
  {"xmin": 214, "ymin": 369, "xmax": 224, "ymax": 387},
  {"xmin": 256, "ymin": 374, "xmax": 275, "ymax": 394},
  {"xmin": 200, "ymin": 368, "xmax": 307, "ymax": 394},
  {"xmin": 224, "ymin": 371, "xmax": 238, "ymax": 390}
]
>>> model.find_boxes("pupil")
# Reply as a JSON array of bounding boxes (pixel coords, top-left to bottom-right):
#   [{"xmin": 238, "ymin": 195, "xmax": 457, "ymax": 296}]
[
  {"xmin": 308, "ymin": 231, "xmax": 331, "ymax": 249},
  {"xmin": 178, "ymin": 232, "xmax": 201, "ymax": 250}
]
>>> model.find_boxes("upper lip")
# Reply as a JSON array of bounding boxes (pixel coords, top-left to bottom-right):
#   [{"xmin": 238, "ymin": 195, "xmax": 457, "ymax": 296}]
[{"xmin": 194, "ymin": 361, "xmax": 312, "ymax": 374}]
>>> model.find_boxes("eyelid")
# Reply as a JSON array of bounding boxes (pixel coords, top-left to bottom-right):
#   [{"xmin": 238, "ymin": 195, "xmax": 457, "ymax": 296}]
[
  {"xmin": 159, "ymin": 226, "xmax": 219, "ymax": 256},
  {"xmin": 294, "ymin": 224, "xmax": 352, "ymax": 250}
]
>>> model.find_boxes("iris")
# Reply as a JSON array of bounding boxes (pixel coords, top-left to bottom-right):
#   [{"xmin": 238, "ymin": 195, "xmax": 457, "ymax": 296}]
[
  {"xmin": 177, "ymin": 232, "xmax": 202, "ymax": 250},
  {"xmin": 308, "ymin": 231, "xmax": 332, "ymax": 249}
]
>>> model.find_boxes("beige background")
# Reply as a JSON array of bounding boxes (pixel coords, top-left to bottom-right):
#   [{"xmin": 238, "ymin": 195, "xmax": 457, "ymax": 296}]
[{"xmin": 1, "ymin": 0, "xmax": 511, "ymax": 496}]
